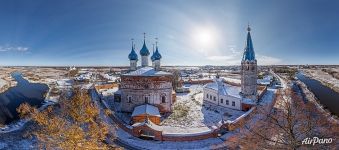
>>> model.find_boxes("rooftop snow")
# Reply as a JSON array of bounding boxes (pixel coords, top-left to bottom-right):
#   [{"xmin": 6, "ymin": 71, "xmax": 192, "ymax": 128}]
[
  {"xmin": 204, "ymin": 80, "xmax": 241, "ymax": 98},
  {"xmin": 242, "ymin": 98, "xmax": 256, "ymax": 105},
  {"xmin": 131, "ymin": 104, "xmax": 161, "ymax": 117},
  {"xmin": 123, "ymin": 67, "xmax": 172, "ymax": 76}
]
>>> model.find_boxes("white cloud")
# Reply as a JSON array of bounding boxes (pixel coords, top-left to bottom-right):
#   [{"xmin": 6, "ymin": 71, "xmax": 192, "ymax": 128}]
[
  {"xmin": 0, "ymin": 46, "xmax": 29, "ymax": 52},
  {"xmin": 206, "ymin": 55, "xmax": 234, "ymax": 61},
  {"xmin": 205, "ymin": 53, "xmax": 282, "ymax": 66},
  {"xmin": 205, "ymin": 54, "xmax": 240, "ymax": 65},
  {"xmin": 256, "ymin": 55, "xmax": 282, "ymax": 65}
]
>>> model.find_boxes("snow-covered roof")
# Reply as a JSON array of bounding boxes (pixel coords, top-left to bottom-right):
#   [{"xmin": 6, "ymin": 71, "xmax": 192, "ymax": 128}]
[
  {"xmin": 114, "ymin": 89, "xmax": 121, "ymax": 94},
  {"xmin": 123, "ymin": 67, "xmax": 172, "ymax": 76},
  {"xmin": 131, "ymin": 104, "xmax": 161, "ymax": 117},
  {"xmin": 242, "ymin": 98, "xmax": 256, "ymax": 105},
  {"xmin": 99, "ymin": 87, "xmax": 119, "ymax": 96},
  {"xmin": 56, "ymin": 79, "xmax": 73, "ymax": 86},
  {"xmin": 257, "ymin": 79, "xmax": 271, "ymax": 85},
  {"xmin": 204, "ymin": 80, "xmax": 241, "ymax": 98}
]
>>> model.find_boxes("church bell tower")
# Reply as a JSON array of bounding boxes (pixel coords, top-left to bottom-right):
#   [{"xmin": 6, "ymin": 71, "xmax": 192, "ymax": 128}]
[{"xmin": 241, "ymin": 25, "xmax": 257, "ymax": 100}]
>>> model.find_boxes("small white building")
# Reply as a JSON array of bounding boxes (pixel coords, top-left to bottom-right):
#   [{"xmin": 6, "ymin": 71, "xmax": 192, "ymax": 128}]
[
  {"xmin": 203, "ymin": 78, "xmax": 242, "ymax": 110},
  {"xmin": 257, "ymin": 75, "xmax": 273, "ymax": 86}
]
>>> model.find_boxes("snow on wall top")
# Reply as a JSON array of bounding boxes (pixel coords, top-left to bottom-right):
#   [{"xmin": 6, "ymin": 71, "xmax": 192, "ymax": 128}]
[
  {"xmin": 132, "ymin": 119, "xmax": 163, "ymax": 131},
  {"xmin": 123, "ymin": 66, "xmax": 172, "ymax": 76}
]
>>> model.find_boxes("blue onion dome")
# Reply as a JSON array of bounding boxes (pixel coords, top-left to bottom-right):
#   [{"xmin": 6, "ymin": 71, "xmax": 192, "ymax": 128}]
[
  {"xmin": 152, "ymin": 46, "xmax": 162, "ymax": 61},
  {"xmin": 151, "ymin": 50, "xmax": 156, "ymax": 61},
  {"xmin": 140, "ymin": 41, "xmax": 150, "ymax": 56},
  {"xmin": 128, "ymin": 46, "xmax": 138, "ymax": 61}
]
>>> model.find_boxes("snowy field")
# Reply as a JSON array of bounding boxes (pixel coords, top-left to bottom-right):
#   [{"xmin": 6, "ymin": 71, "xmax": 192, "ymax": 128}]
[
  {"xmin": 0, "ymin": 78, "xmax": 6, "ymax": 89},
  {"xmin": 222, "ymin": 77, "xmax": 241, "ymax": 84},
  {"xmin": 160, "ymin": 84, "xmax": 246, "ymax": 134}
]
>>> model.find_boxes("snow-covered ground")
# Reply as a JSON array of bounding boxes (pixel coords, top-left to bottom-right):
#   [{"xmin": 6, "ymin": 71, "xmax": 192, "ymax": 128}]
[
  {"xmin": 160, "ymin": 84, "xmax": 246, "ymax": 134},
  {"xmin": 116, "ymin": 128, "xmax": 229, "ymax": 150},
  {"xmin": 0, "ymin": 78, "xmax": 6, "ymax": 89},
  {"xmin": 222, "ymin": 77, "xmax": 241, "ymax": 84}
]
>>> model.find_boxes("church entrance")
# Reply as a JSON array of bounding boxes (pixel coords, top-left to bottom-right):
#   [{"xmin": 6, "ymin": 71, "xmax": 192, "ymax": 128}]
[{"xmin": 138, "ymin": 129, "xmax": 155, "ymax": 140}]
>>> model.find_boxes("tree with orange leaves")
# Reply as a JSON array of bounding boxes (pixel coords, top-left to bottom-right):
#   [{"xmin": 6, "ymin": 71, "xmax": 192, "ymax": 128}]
[{"xmin": 17, "ymin": 88, "xmax": 119, "ymax": 149}]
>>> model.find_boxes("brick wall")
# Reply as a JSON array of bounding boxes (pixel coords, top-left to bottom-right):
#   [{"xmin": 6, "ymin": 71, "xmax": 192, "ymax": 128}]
[
  {"xmin": 162, "ymin": 130, "xmax": 218, "ymax": 141},
  {"xmin": 224, "ymin": 107, "xmax": 257, "ymax": 131}
]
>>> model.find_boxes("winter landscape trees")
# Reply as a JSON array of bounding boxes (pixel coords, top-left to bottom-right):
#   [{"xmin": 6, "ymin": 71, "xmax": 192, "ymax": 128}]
[
  {"xmin": 228, "ymin": 88, "xmax": 338, "ymax": 149},
  {"xmin": 17, "ymin": 88, "xmax": 118, "ymax": 149}
]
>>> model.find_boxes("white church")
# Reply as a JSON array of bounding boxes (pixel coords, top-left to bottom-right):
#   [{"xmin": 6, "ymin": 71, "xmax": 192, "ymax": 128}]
[{"xmin": 203, "ymin": 25, "xmax": 258, "ymax": 111}]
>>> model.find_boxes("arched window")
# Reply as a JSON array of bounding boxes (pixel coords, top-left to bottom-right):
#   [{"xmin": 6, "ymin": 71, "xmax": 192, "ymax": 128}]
[
  {"xmin": 144, "ymin": 96, "xmax": 149, "ymax": 103},
  {"xmin": 206, "ymin": 93, "xmax": 209, "ymax": 98},
  {"xmin": 162, "ymin": 96, "xmax": 166, "ymax": 103},
  {"xmin": 128, "ymin": 96, "xmax": 132, "ymax": 103}
]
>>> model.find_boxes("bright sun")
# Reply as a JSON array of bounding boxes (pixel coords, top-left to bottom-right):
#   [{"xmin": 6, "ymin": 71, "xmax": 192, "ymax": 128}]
[{"xmin": 192, "ymin": 27, "xmax": 217, "ymax": 49}]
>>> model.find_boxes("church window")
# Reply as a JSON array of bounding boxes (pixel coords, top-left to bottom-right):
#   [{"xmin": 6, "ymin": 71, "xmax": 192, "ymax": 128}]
[
  {"xmin": 162, "ymin": 96, "xmax": 166, "ymax": 103},
  {"xmin": 128, "ymin": 96, "xmax": 132, "ymax": 103},
  {"xmin": 210, "ymin": 95, "xmax": 212, "ymax": 100},
  {"xmin": 226, "ymin": 100, "xmax": 229, "ymax": 105},
  {"xmin": 206, "ymin": 94, "xmax": 209, "ymax": 98},
  {"xmin": 145, "ymin": 96, "xmax": 149, "ymax": 103},
  {"xmin": 213, "ymin": 96, "xmax": 216, "ymax": 101},
  {"xmin": 232, "ymin": 101, "xmax": 235, "ymax": 106},
  {"xmin": 220, "ymin": 99, "xmax": 223, "ymax": 103}
]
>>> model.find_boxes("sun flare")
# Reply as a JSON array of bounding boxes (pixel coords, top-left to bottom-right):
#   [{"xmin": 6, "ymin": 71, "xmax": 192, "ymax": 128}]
[{"xmin": 192, "ymin": 27, "xmax": 218, "ymax": 50}]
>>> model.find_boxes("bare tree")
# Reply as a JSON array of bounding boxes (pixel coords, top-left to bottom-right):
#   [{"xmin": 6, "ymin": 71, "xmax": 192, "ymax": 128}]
[
  {"xmin": 228, "ymin": 88, "xmax": 338, "ymax": 150},
  {"xmin": 171, "ymin": 69, "xmax": 181, "ymax": 90}
]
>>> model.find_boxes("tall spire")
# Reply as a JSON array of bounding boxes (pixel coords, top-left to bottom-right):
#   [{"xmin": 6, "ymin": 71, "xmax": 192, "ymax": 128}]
[{"xmin": 242, "ymin": 24, "xmax": 255, "ymax": 61}]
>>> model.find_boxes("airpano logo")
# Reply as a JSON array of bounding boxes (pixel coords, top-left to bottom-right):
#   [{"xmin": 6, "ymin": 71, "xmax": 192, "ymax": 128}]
[{"xmin": 302, "ymin": 137, "xmax": 333, "ymax": 145}]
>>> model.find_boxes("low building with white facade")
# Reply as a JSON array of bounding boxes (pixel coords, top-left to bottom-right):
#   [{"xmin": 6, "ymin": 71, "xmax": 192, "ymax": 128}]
[{"xmin": 203, "ymin": 78, "xmax": 243, "ymax": 110}]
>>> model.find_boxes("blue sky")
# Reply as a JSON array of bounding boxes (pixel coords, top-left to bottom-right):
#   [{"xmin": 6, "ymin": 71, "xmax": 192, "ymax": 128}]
[{"xmin": 0, "ymin": 0, "xmax": 338, "ymax": 66}]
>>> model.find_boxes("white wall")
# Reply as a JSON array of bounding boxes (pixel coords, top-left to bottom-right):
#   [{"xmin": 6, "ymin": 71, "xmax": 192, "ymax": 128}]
[{"xmin": 203, "ymin": 87, "xmax": 242, "ymax": 110}]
